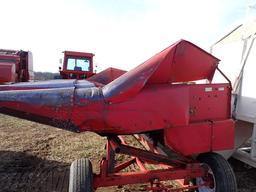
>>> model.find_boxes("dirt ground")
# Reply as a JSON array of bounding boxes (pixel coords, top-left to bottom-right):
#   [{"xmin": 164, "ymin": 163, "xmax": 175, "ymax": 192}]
[{"xmin": 0, "ymin": 114, "xmax": 255, "ymax": 192}]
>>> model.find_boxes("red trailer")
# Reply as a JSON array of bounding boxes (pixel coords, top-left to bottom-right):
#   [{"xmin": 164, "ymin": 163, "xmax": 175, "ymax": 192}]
[
  {"xmin": 0, "ymin": 49, "xmax": 33, "ymax": 83},
  {"xmin": 0, "ymin": 40, "xmax": 237, "ymax": 192}
]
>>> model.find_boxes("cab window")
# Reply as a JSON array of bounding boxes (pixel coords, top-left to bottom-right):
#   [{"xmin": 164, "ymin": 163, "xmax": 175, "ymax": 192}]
[{"xmin": 67, "ymin": 58, "xmax": 90, "ymax": 71}]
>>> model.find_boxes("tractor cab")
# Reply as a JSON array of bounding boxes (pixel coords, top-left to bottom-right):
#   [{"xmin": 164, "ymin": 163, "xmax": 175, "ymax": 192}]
[{"xmin": 59, "ymin": 51, "xmax": 95, "ymax": 79}]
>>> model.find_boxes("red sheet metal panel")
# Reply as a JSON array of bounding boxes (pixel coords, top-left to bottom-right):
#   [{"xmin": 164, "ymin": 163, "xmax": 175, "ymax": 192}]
[
  {"xmin": 164, "ymin": 119, "xmax": 234, "ymax": 156},
  {"xmin": 212, "ymin": 119, "xmax": 234, "ymax": 151},
  {"xmin": 148, "ymin": 40, "xmax": 219, "ymax": 83},
  {"xmin": 0, "ymin": 62, "xmax": 16, "ymax": 83},
  {"xmin": 189, "ymin": 83, "xmax": 231, "ymax": 122},
  {"xmin": 163, "ymin": 83, "xmax": 233, "ymax": 156},
  {"xmin": 93, "ymin": 85, "xmax": 190, "ymax": 134},
  {"xmin": 164, "ymin": 122, "xmax": 212, "ymax": 156}
]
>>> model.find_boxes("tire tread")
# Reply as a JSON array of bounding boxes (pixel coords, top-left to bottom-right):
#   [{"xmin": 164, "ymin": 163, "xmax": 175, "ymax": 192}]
[
  {"xmin": 197, "ymin": 153, "xmax": 237, "ymax": 192},
  {"xmin": 69, "ymin": 158, "xmax": 93, "ymax": 192}
]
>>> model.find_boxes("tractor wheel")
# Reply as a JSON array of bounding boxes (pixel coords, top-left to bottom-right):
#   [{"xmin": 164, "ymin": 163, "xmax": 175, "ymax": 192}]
[
  {"xmin": 69, "ymin": 158, "xmax": 94, "ymax": 192},
  {"xmin": 195, "ymin": 152, "xmax": 237, "ymax": 192}
]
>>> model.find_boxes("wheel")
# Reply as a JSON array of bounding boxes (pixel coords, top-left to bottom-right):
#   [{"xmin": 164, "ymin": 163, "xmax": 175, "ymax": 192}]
[
  {"xmin": 69, "ymin": 158, "xmax": 94, "ymax": 192},
  {"xmin": 195, "ymin": 152, "xmax": 237, "ymax": 192}
]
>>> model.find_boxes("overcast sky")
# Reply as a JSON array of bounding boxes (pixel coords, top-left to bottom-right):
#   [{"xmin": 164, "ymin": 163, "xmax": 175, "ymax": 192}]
[{"xmin": 0, "ymin": 0, "xmax": 255, "ymax": 72}]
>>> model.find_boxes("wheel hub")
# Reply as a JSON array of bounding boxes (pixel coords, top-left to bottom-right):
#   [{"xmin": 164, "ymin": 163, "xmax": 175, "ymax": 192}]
[{"xmin": 196, "ymin": 165, "xmax": 216, "ymax": 192}]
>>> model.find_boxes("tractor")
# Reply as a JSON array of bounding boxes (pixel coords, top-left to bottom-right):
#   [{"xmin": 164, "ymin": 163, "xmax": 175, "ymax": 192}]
[{"xmin": 59, "ymin": 51, "xmax": 95, "ymax": 79}]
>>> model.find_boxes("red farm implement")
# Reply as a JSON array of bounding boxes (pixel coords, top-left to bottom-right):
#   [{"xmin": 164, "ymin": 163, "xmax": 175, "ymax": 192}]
[
  {"xmin": 0, "ymin": 40, "xmax": 237, "ymax": 192},
  {"xmin": 0, "ymin": 49, "xmax": 33, "ymax": 83}
]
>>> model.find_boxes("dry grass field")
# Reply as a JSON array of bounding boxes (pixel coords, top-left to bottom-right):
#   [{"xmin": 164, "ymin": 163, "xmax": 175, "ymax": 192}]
[{"xmin": 0, "ymin": 114, "xmax": 255, "ymax": 192}]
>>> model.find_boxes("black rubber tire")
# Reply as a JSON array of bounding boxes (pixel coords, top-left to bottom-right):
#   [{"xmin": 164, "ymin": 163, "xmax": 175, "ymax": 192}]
[
  {"xmin": 69, "ymin": 158, "xmax": 93, "ymax": 192},
  {"xmin": 196, "ymin": 152, "xmax": 237, "ymax": 192}
]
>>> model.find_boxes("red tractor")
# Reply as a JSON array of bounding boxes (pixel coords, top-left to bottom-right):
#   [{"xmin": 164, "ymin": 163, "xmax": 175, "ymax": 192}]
[
  {"xmin": 59, "ymin": 51, "xmax": 95, "ymax": 79},
  {"xmin": 0, "ymin": 49, "xmax": 33, "ymax": 83}
]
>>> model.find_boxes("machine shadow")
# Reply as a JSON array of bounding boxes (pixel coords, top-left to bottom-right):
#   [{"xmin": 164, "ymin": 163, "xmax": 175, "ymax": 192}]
[{"xmin": 0, "ymin": 150, "xmax": 69, "ymax": 192}]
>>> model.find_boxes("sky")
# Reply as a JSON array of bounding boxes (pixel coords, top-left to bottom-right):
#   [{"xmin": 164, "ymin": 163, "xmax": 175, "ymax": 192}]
[{"xmin": 0, "ymin": 0, "xmax": 255, "ymax": 72}]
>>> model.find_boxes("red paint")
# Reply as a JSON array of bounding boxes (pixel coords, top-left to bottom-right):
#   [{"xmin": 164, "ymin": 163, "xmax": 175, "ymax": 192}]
[{"xmin": 0, "ymin": 63, "xmax": 16, "ymax": 82}]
